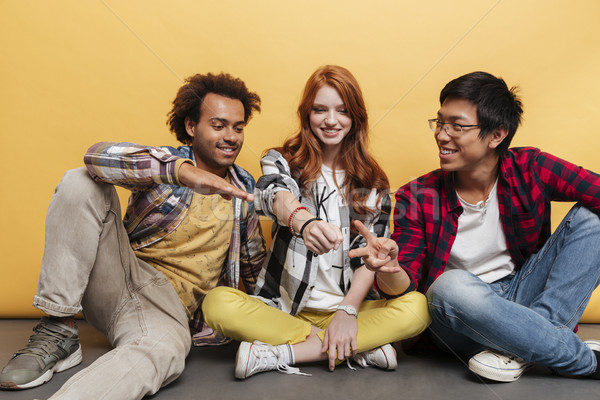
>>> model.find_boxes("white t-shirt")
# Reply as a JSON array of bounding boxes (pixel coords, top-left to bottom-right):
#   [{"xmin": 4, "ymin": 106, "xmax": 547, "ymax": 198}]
[
  {"xmin": 304, "ymin": 165, "xmax": 346, "ymax": 311},
  {"xmin": 446, "ymin": 179, "xmax": 515, "ymax": 283}
]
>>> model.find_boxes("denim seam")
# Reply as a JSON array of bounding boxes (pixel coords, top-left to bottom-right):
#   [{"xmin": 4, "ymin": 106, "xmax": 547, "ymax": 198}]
[
  {"xmin": 517, "ymin": 221, "xmax": 566, "ymax": 285},
  {"xmin": 516, "ymin": 206, "xmax": 596, "ymax": 328},
  {"xmin": 565, "ymin": 285, "xmax": 597, "ymax": 328},
  {"xmin": 103, "ymin": 200, "xmax": 149, "ymax": 340}
]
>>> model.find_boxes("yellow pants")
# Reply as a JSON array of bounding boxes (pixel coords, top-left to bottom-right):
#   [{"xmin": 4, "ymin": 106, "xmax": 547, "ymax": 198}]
[{"xmin": 202, "ymin": 286, "xmax": 431, "ymax": 353}]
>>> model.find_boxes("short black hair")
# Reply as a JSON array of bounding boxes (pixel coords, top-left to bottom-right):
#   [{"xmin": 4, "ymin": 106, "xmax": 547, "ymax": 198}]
[
  {"xmin": 167, "ymin": 73, "xmax": 261, "ymax": 145},
  {"xmin": 440, "ymin": 71, "xmax": 523, "ymax": 156}
]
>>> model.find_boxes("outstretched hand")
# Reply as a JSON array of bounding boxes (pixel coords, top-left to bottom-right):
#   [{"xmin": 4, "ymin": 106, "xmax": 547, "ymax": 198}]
[
  {"xmin": 178, "ymin": 162, "xmax": 254, "ymax": 201},
  {"xmin": 347, "ymin": 220, "xmax": 401, "ymax": 273}
]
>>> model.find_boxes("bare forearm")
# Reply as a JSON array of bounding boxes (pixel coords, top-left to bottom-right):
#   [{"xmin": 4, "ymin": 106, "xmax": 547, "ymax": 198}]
[
  {"xmin": 376, "ymin": 267, "xmax": 411, "ymax": 296},
  {"xmin": 340, "ymin": 266, "xmax": 375, "ymax": 309},
  {"xmin": 273, "ymin": 190, "xmax": 313, "ymax": 231}
]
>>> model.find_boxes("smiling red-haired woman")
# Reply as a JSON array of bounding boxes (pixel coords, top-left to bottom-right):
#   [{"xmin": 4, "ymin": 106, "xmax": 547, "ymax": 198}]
[{"xmin": 202, "ymin": 65, "xmax": 430, "ymax": 380}]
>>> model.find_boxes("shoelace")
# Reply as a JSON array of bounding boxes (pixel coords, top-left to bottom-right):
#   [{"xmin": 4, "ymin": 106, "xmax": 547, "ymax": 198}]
[
  {"xmin": 252, "ymin": 342, "xmax": 311, "ymax": 377},
  {"xmin": 346, "ymin": 358, "xmax": 358, "ymax": 370},
  {"xmin": 502, "ymin": 355, "xmax": 526, "ymax": 365},
  {"xmin": 15, "ymin": 322, "xmax": 70, "ymax": 358},
  {"xmin": 351, "ymin": 352, "xmax": 370, "ymax": 369}
]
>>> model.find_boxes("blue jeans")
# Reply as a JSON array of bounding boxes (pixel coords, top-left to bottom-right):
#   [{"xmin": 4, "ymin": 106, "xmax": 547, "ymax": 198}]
[{"xmin": 426, "ymin": 204, "xmax": 600, "ymax": 376}]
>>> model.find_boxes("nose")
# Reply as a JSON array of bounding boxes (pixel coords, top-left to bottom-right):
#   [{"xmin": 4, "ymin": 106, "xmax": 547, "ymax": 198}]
[
  {"xmin": 324, "ymin": 110, "xmax": 337, "ymax": 125},
  {"xmin": 223, "ymin": 127, "xmax": 238, "ymax": 143},
  {"xmin": 435, "ymin": 124, "xmax": 451, "ymax": 140}
]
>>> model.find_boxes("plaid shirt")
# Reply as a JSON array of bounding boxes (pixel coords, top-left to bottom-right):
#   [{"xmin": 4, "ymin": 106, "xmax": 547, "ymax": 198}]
[
  {"xmin": 253, "ymin": 150, "xmax": 390, "ymax": 315},
  {"xmin": 84, "ymin": 142, "xmax": 266, "ymax": 329},
  {"xmin": 393, "ymin": 147, "xmax": 600, "ymax": 295}
]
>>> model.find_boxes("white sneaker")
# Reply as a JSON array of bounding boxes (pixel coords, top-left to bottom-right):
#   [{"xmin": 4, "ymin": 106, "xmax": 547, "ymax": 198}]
[
  {"xmin": 585, "ymin": 340, "xmax": 600, "ymax": 379},
  {"xmin": 468, "ymin": 349, "xmax": 533, "ymax": 382},
  {"xmin": 352, "ymin": 344, "xmax": 398, "ymax": 370},
  {"xmin": 584, "ymin": 340, "xmax": 600, "ymax": 352},
  {"xmin": 234, "ymin": 341, "xmax": 310, "ymax": 380}
]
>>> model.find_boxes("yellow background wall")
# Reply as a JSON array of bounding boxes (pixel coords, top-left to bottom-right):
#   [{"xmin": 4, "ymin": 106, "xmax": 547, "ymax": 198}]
[{"xmin": 1, "ymin": 1, "xmax": 599, "ymax": 320}]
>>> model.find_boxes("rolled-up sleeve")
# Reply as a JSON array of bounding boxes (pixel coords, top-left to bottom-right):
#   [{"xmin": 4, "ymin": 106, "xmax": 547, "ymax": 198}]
[
  {"xmin": 84, "ymin": 142, "xmax": 191, "ymax": 191},
  {"xmin": 254, "ymin": 149, "xmax": 302, "ymax": 224}
]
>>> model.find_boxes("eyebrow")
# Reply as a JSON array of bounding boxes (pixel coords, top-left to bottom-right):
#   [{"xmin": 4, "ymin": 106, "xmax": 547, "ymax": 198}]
[
  {"xmin": 437, "ymin": 111, "xmax": 467, "ymax": 122},
  {"xmin": 312, "ymin": 102, "xmax": 346, "ymax": 108},
  {"xmin": 209, "ymin": 117, "xmax": 245, "ymax": 126}
]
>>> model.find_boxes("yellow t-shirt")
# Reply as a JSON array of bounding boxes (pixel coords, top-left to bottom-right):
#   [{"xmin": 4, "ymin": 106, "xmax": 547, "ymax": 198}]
[{"xmin": 135, "ymin": 190, "xmax": 234, "ymax": 318}]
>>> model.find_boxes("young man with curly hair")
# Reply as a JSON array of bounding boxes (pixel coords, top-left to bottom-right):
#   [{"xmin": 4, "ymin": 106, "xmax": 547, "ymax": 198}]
[{"xmin": 0, "ymin": 73, "xmax": 266, "ymax": 399}]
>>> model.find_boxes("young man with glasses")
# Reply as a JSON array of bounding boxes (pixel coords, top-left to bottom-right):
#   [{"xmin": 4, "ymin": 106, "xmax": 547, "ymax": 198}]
[{"xmin": 350, "ymin": 71, "xmax": 600, "ymax": 382}]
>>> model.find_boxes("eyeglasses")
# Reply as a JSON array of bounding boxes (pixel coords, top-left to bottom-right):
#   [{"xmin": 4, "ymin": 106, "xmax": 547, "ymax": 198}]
[{"xmin": 428, "ymin": 119, "xmax": 481, "ymax": 137}]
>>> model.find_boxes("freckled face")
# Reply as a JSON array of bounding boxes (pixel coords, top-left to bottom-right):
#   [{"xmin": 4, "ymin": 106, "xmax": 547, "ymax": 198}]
[
  {"xmin": 186, "ymin": 93, "xmax": 245, "ymax": 177},
  {"xmin": 309, "ymin": 85, "xmax": 352, "ymax": 160}
]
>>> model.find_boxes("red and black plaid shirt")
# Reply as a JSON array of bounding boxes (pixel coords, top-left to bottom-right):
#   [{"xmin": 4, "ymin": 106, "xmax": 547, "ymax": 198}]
[{"xmin": 393, "ymin": 147, "xmax": 600, "ymax": 295}]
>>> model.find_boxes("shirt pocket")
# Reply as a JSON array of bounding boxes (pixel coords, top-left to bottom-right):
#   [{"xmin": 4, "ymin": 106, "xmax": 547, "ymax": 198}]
[{"xmin": 512, "ymin": 212, "xmax": 540, "ymax": 252}]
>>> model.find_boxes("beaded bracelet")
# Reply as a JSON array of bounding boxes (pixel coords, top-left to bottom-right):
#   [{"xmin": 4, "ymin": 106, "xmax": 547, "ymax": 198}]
[
  {"xmin": 288, "ymin": 206, "xmax": 308, "ymax": 237},
  {"xmin": 299, "ymin": 217, "xmax": 321, "ymax": 238}
]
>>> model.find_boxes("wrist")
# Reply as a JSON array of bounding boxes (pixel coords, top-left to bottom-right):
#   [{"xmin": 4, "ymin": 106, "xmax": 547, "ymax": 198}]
[
  {"xmin": 288, "ymin": 206, "xmax": 308, "ymax": 237},
  {"xmin": 299, "ymin": 217, "xmax": 321, "ymax": 237},
  {"xmin": 374, "ymin": 259, "xmax": 401, "ymax": 275},
  {"xmin": 336, "ymin": 305, "xmax": 358, "ymax": 318},
  {"xmin": 292, "ymin": 210, "xmax": 314, "ymax": 237}
]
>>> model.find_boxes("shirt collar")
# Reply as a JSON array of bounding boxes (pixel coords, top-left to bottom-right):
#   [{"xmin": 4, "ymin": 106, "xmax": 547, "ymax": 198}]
[{"xmin": 443, "ymin": 172, "xmax": 462, "ymax": 212}]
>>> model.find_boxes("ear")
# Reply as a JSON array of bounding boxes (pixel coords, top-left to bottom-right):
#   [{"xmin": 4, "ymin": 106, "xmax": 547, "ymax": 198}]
[
  {"xmin": 184, "ymin": 117, "xmax": 196, "ymax": 138},
  {"xmin": 488, "ymin": 126, "xmax": 508, "ymax": 149}
]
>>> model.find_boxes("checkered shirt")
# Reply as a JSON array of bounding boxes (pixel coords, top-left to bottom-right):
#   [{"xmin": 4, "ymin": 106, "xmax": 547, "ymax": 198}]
[
  {"xmin": 253, "ymin": 150, "xmax": 391, "ymax": 316},
  {"xmin": 393, "ymin": 147, "xmax": 600, "ymax": 295}
]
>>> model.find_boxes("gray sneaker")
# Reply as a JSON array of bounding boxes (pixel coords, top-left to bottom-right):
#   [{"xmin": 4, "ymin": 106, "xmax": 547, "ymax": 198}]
[{"xmin": 0, "ymin": 317, "xmax": 82, "ymax": 390}]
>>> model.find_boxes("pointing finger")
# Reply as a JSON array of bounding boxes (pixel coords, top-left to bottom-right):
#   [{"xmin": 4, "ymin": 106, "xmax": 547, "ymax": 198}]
[
  {"xmin": 348, "ymin": 246, "xmax": 369, "ymax": 259},
  {"xmin": 353, "ymin": 220, "xmax": 376, "ymax": 243}
]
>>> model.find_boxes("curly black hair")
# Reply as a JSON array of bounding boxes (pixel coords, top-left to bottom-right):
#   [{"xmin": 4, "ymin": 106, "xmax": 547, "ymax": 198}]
[{"xmin": 167, "ymin": 73, "xmax": 261, "ymax": 145}]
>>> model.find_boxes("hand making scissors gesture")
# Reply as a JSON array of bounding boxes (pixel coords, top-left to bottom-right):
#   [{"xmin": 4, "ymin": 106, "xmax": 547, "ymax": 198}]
[
  {"xmin": 348, "ymin": 220, "xmax": 412, "ymax": 295},
  {"xmin": 348, "ymin": 220, "xmax": 402, "ymax": 273}
]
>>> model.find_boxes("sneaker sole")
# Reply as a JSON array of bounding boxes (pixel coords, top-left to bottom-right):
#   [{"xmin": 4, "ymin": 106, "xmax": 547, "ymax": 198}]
[
  {"xmin": 468, "ymin": 356, "xmax": 532, "ymax": 382},
  {"xmin": 234, "ymin": 342, "xmax": 253, "ymax": 380},
  {"xmin": 0, "ymin": 345, "xmax": 82, "ymax": 390}
]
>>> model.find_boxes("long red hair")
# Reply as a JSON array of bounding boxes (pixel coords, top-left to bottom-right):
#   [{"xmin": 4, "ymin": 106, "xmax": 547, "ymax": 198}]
[{"xmin": 275, "ymin": 65, "xmax": 389, "ymax": 217}]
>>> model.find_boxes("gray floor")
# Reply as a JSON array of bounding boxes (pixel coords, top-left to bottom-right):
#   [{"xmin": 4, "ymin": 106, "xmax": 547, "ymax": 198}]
[{"xmin": 1, "ymin": 320, "xmax": 599, "ymax": 400}]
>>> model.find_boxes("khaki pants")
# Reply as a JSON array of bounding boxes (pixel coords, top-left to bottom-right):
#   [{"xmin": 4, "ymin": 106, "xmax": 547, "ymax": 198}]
[
  {"xmin": 203, "ymin": 286, "xmax": 430, "ymax": 353},
  {"xmin": 34, "ymin": 167, "xmax": 191, "ymax": 400}
]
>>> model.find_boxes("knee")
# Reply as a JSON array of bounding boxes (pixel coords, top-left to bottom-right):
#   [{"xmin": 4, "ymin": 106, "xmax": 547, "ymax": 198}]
[
  {"xmin": 55, "ymin": 167, "xmax": 112, "ymax": 206},
  {"xmin": 426, "ymin": 270, "xmax": 471, "ymax": 304},
  {"xmin": 59, "ymin": 167, "xmax": 97, "ymax": 191},
  {"xmin": 391, "ymin": 291, "xmax": 432, "ymax": 335},
  {"xmin": 202, "ymin": 286, "xmax": 245, "ymax": 328},
  {"xmin": 569, "ymin": 204, "xmax": 600, "ymax": 231},
  {"xmin": 426, "ymin": 270, "xmax": 483, "ymax": 320}
]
